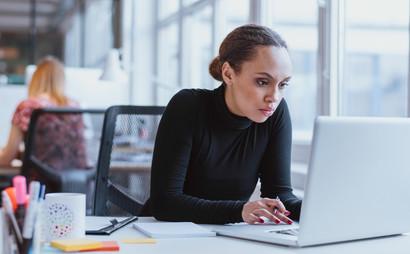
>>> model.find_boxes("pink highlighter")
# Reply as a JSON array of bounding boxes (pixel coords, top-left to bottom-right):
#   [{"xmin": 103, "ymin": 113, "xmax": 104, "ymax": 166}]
[{"xmin": 13, "ymin": 175, "xmax": 27, "ymax": 230}]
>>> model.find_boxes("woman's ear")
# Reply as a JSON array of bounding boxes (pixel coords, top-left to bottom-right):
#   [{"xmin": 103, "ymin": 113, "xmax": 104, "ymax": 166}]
[{"xmin": 221, "ymin": 62, "xmax": 234, "ymax": 85}]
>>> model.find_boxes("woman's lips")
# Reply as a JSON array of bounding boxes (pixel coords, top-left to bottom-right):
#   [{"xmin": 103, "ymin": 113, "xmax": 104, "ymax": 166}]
[{"xmin": 259, "ymin": 109, "xmax": 274, "ymax": 117}]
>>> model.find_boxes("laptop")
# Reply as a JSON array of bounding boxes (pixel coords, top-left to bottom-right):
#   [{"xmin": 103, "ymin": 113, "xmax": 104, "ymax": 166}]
[{"xmin": 212, "ymin": 116, "xmax": 410, "ymax": 247}]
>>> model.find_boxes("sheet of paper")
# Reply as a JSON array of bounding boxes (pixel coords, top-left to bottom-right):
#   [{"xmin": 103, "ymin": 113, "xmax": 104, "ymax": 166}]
[{"xmin": 133, "ymin": 222, "xmax": 216, "ymax": 238}]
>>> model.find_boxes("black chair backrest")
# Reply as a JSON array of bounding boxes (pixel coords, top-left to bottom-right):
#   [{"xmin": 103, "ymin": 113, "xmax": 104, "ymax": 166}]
[
  {"xmin": 93, "ymin": 105, "xmax": 165, "ymax": 216},
  {"xmin": 22, "ymin": 108, "xmax": 105, "ymax": 213}
]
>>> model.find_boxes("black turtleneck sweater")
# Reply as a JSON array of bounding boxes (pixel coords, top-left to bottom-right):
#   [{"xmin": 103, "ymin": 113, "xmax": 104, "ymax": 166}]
[{"xmin": 149, "ymin": 85, "xmax": 301, "ymax": 224}]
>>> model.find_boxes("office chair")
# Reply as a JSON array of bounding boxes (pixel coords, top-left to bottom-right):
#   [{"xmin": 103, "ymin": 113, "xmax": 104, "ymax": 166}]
[
  {"xmin": 21, "ymin": 108, "xmax": 105, "ymax": 211},
  {"xmin": 93, "ymin": 105, "xmax": 165, "ymax": 216}
]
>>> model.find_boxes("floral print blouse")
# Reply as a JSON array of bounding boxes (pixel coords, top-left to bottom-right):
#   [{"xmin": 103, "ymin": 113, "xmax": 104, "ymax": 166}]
[{"xmin": 12, "ymin": 97, "xmax": 88, "ymax": 172}]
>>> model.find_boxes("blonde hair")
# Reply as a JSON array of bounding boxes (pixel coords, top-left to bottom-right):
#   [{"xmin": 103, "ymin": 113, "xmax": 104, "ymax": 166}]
[{"xmin": 28, "ymin": 56, "xmax": 68, "ymax": 106}]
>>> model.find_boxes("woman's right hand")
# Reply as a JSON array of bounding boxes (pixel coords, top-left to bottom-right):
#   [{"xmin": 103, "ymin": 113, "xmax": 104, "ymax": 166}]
[{"xmin": 241, "ymin": 198, "xmax": 292, "ymax": 225}]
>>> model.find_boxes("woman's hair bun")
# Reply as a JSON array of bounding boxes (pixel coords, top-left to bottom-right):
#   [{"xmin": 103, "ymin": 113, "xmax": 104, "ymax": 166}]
[{"xmin": 209, "ymin": 56, "xmax": 223, "ymax": 81}]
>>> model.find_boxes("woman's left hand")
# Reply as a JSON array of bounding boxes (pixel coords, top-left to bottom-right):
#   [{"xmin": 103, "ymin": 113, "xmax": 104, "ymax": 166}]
[{"xmin": 241, "ymin": 198, "xmax": 292, "ymax": 225}]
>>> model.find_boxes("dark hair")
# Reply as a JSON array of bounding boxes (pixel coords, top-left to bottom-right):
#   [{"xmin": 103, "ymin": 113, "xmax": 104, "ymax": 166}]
[{"xmin": 209, "ymin": 24, "xmax": 287, "ymax": 81}]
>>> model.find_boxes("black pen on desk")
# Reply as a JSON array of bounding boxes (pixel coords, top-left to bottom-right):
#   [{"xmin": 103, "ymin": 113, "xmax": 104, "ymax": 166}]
[{"xmin": 13, "ymin": 175, "xmax": 27, "ymax": 230}]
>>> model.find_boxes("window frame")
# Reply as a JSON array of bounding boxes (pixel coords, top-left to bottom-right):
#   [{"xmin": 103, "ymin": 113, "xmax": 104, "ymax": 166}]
[{"xmin": 122, "ymin": 0, "xmax": 410, "ymax": 189}]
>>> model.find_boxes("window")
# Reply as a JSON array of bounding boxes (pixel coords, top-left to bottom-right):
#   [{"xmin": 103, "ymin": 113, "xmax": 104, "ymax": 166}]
[
  {"xmin": 122, "ymin": 0, "xmax": 410, "ymax": 168},
  {"xmin": 263, "ymin": 0, "xmax": 318, "ymax": 135},
  {"xmin": 182, "ymin": 5, "xmax": 213, "ymax": 89},
  {"xmin": 119, "ymin": 0, "xmax": 410, "ymax": 191},
  {"xmin": 158, "ymin": 0, "xmax": 179, "ymax": 20},
  {"xmin": 342, "ymin": 0, "xmax": 409, "ymax": 116},
  {"xmin": 83, "ymin": 0, "xmax": 113, "ymax": 67},
  {"xmin": 153, "ymin": 0, "xmax": 250, "ymax": 104},
  {"xmin": 182, "ymin": 0, "xmax": 200, "ymax": 6},
  {"xmin": 217, "ymin": 0, "xmax": 250, "ymax": 41},
  {"xmin": 157, "ymin": 22, "xmax": 179, "ymax": 104}
]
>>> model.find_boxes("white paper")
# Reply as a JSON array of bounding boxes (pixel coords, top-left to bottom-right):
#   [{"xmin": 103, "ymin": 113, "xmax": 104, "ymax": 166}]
[{"xmin": 133, "ymin": 222, "xmax": 216, "ymax": 238}]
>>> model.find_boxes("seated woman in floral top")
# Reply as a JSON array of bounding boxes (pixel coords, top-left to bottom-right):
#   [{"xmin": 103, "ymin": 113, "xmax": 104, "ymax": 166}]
[{"xmin": 0, "ymin": 56, "xmax": 86, "ymax": 169}]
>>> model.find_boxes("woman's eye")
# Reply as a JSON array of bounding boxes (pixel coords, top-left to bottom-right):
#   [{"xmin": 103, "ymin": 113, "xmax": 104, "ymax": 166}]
[
  {"xmin": 256, "ymin": 79, "xmax": 269, "ymax": 86},
  {"xmin": 279, "ymin": 82, "xmax": 289, "ymax": 89}
]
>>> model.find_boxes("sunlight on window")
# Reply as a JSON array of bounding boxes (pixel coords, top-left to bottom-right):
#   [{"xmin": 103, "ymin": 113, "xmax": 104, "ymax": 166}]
[
  {"xmin": 157, "ymin": 22, "xmax": 179, "ymax": 104},
  {"xmin": 183, "ymin": 5, "xmax": 213, "ymax": 89},
  {"xmin": 342, "ymin": 0, "xmax": 409, "ymax": 116},
  {"xmin": 158, "ymin": 0, "xmax": 179, "ymax": 19},
  {"xmin": 182, "ymin": 0, "xmax": 200, "ymax": 6},
  {"xmin": 264, "ymin": 0, "xmax": 318, "ymax": 134},
  {"xmin": 217, "ymin": 0, "xmax": 249, "ymax": 46}
]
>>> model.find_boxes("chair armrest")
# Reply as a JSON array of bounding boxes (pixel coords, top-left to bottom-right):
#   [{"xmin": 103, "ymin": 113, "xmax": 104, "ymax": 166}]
[
  {"xmin": 30, "ymin": 156, "xmax": 96, "ymax": 193},
  {"xmin": 30, "ymin": 157, "xmax": 61, "ymax": 182},
  {"xmin": 106, "ymin": 180, "xmax": 143, "ymax": 215}
]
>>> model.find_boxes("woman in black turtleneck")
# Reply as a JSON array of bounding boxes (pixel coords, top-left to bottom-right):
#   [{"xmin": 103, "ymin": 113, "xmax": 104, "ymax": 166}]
[{"xmin": 148, "ymin": 24, "xmax": 302, "ymax": 225}]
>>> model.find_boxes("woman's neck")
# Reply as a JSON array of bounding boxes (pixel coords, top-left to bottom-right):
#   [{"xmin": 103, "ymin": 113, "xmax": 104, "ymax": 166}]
[{"xmin": 224, "ymin": 85, "xmax": 244, "ymax": 117}]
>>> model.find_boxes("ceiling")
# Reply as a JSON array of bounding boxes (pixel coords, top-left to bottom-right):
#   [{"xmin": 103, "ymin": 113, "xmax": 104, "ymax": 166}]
[{"xmin": 0, "ymin": 0, "xmax": 77, "ymax": 33}]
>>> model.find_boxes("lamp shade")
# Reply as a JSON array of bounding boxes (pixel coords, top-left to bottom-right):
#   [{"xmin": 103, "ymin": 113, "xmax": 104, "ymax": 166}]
[{"xmin": 100, "ymin": 49, "xmax": 127, "ymax": 83}]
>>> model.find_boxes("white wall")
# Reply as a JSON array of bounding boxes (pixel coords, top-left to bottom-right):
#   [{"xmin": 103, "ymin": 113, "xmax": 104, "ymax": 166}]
[
  {"xmin": 25, "ymin": 65, "xmax": 129, "ymax": 108},
  {"xmin": 0, "ymin": 85, "xmax": 26, "ymax": 145}
]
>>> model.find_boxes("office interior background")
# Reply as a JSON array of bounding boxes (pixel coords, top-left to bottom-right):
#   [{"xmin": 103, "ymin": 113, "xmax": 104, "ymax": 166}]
[{"xmin": 0, "ymin": 0, "xmax": 409, "ymax": 191}]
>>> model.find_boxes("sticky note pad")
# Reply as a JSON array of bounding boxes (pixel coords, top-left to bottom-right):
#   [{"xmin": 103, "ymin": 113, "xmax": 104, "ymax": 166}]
[
  {"xmin": 121, "ymin": 238, "xmax": 157, "ymax": 244},
  {"xmin": 82, "ymin": 241, "xmax": 120, "ymax": 252},
  {"xmin": 50, "ymin": 239, "xmax": 103, "ymax": 252}
]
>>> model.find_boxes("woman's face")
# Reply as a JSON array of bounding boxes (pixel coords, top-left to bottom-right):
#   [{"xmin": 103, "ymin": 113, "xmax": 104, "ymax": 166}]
[{"xmin": 223, "ymin": 46, "xmax": 292, "ymax": 123}]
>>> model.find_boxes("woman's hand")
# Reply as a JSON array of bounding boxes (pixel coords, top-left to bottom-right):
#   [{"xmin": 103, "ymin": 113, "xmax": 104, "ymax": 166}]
[{"xmin": 241, "ymin": 198, "xmax": 293, "ymax": 225}]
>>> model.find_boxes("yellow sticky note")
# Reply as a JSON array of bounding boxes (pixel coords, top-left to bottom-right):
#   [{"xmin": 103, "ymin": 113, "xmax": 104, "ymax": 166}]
[
  {"xmin": 50, "ymin": 239, "xmax": 103, "ymax": 252},
  {"xmin": 121, "ymin": 238, "xmax": 157, "ymax": 244}
]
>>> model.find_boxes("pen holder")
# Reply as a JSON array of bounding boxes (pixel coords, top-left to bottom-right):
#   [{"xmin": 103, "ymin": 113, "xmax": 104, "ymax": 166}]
[
  {"xmin": 3, "ymin": 208, "xmax": 40, "ymax": 254},
  {"xmin": 42, "ymin": 193, "xmax": 86, "ymax": 242},
  {"xmin": 2, "ymin": 208, "xmax": 22, "ymax": 254}
]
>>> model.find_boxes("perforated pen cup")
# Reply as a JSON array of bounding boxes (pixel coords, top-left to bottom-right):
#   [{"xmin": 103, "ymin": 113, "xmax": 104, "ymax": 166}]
[{"xmin": 42, "ymin": 193, "xmax": 86, "ymax": 242}]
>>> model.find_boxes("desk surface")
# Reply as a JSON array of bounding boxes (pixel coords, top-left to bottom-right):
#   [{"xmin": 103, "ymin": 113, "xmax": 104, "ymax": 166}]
[{"xmin": 41, "ymin": 216, "xmax": 410, "ymax": 254}]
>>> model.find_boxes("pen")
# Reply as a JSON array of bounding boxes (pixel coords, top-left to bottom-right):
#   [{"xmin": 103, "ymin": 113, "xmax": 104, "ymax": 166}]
[
  {"xmin": 13, "ymin": 175, "xmax": 27, "ymax": 230},
  {"xmin": 273, "ymin": 196, "xmax": 280, "ymax": 214},
  {"xmin": 275, "ymin": 196, "xmax": 293, "ymax": 225},
  {"xmin": 22, "ymin": 181, "xmax": 41, "ymax": 239},
  {"xmin": 32, "ymin": 184, "xmax": 46, "ymax": 254},
  {"xmin": 39, "ymin": 184, "xmax": 46, "ymax": 201},
  {"xmin": 2, "ymin": 191, "xmax": 23, "ymax": 244},
  {"xmin": 86, "ymin": 216, "xmax": 138, "ymax": 235}
]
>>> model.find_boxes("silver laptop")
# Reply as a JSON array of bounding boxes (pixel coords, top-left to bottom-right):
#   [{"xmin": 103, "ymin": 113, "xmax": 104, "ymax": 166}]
[{"xmin": 212, "ymin": 116, "xmax": 410, "ymax": 247}]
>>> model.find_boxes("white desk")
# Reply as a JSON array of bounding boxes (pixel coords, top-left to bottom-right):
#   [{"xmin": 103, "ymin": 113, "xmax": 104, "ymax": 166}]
[{"xmin": 39, "ymin": 216, "xmax": 410, "ymax": 254}]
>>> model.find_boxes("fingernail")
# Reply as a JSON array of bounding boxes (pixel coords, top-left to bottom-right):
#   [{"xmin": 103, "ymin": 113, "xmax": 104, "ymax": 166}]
[
  {"xmin": 275, "ymin": 219, "xmax": 280, "ymax": 224},
  {"xmin": 284, "ymin": 211, "xmax": 291, "ymax": 216},
  {"xmin": 259, "ymin": 218, "xmax": 264, "ymax": 223},
  {"xmin": 287, "ymin": 220, "xmax": 293, "ymax": 225}
]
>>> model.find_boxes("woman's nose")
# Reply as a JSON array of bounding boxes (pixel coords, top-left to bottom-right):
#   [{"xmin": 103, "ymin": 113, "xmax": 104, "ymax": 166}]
[{"xmin": 265, "ymin": 86, "xmax": 281, "ymax": 103}]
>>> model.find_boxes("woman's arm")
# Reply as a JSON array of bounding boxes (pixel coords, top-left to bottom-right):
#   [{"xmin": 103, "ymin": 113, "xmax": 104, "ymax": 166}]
[
  {"xmin": 150, "ymin": 90, "xmax": 245, "ymax": 224},
  {"xmin": 0, "ymin": 125, "xmax": 23, "ymax": 166},
  {"xmin": 259, "ymin": 99, "xmax": 302, "ymax": 221}
]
